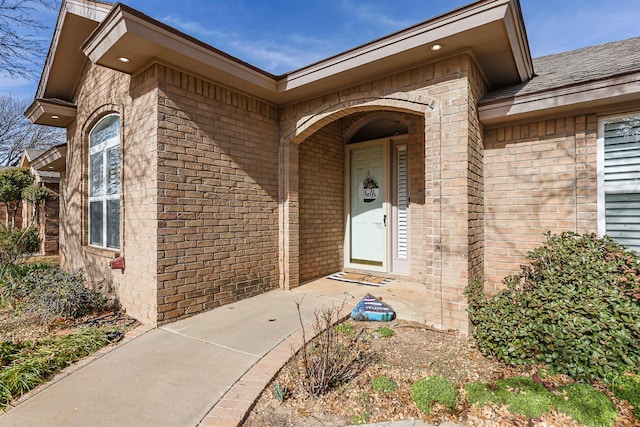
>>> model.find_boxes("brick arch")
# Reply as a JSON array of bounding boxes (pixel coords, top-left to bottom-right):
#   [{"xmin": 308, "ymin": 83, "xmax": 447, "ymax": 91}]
[
  {"xmin": 286, "ymin": 92, "xmax": 436, "ymax": 145},
  {"xmin": 82, "ymin": 103, "xmax": 124, "ymax": 135}
]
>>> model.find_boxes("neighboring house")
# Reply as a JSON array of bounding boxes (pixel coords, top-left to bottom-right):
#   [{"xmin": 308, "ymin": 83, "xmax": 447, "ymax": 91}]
[
  {"xmin": 25, "ymin": 0, "xmax": 640, "ymax": 331},
  {"xmin": 0, "ymin": 165, "xmax": 23, "ymax": 229},
  {"xmin": 0, "ymin": 153, "xmax": 60, "ymax": 256},
  {"xmin": 19, "ymin": 150, "xmax": 61, "ymax": 255}
]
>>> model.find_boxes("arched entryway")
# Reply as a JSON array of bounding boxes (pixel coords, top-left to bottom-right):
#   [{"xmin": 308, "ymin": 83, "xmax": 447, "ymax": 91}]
[{"xmin": 295, "ymin": 111, "xmax": 424, "ymax": 284}]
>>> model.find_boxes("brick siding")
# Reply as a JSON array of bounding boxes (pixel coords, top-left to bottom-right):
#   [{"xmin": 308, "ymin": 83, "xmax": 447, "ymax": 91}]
[
  {"xmin": 155, "ymin": 64, "xmax": 281, "ymax": 323},
  {"xmin": 484, "ymin": 115, "xmax": 598, "ymax": 291}
]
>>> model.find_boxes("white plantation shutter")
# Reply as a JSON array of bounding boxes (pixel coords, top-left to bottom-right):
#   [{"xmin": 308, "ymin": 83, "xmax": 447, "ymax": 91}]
[
  {"xmin": 602, "ymin": 115, "xmax": 640, "ymax": 253},
  {"xmin": 396, "ymin": 146, "xmax": 408, "ymax": 259}
]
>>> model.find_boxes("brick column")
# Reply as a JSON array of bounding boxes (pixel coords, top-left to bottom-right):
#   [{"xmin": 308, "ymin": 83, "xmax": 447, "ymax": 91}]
[{"xmin": 279, "ymin": 140, "xmax": 299, "ymax": 290}]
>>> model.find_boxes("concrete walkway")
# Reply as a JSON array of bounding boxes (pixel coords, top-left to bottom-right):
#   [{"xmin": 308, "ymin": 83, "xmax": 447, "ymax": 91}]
[{"xmin": 0, "ymin": 278, "xmax": 432, "ymax": 427}]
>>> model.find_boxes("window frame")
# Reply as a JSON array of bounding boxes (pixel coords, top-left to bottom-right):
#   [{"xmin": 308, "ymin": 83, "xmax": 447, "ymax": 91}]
[
  {"xmin": 88, "ymin": 113, "xmax": 121, "ymax": 251},
  {"xmin": 597, "ymin": 111, "xmax": 640, "ymax": 244}
]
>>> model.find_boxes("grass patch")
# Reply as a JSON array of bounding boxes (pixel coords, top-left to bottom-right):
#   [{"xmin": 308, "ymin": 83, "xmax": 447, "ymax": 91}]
[
  {"xmin": 609, "ymin": 372, "xmax": 640, "ymax": 419},
  {"xmin": 411, "ymin": 375, "xmax": 458, "ymax": 414},
  {"xmin": 375, "ymin": 326, "xmax": 394, "ymax": 338},
  {"xmin": 372, "ymin": 375, "xmax": 398, "ymax": 393},
  {"xmin": 466, "ymin": 376, "xmax": 619, "ymax": 426},
  {"xmin": 465, "ymin": 376, "xmax": 552, "ymax": 418},
  {"xmin": 0, "ymin": 327, "xmax": 119, "ymax": 408},
  {"xmin": 335, "ymin": 323, "xmax": 355, "ymax": 335},
  {"xmin": 351, "ymin": 411, "xmax": 370, "ymax": 425},
  {"xmin": 553, "ymin": 383, "xmax": 618, "ymax": 427}
]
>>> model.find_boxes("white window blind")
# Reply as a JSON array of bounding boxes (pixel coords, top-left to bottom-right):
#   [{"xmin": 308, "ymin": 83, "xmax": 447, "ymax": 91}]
[
  {"xmin": 396, "ymin": 146, "xmax": 408, "ymax": 259},
  {"xmin": 602, "ymin": 115, "xmax": 640, "ymax": 253}
]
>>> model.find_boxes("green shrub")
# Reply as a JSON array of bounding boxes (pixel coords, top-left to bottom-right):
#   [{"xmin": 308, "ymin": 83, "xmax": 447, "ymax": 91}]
[
  {"xmin": 371, "ymin": 375, "xmax": 398, "ymax": 393},
  {"xmin": 0, "ymin": 225, "xmax": 40, "ymax": 265},
  {"xmin": 553, "ymin": 383, "xmax": 617, "ymax": 427},
  {"xmin": 411, "ymin": 375, "xmax": 457, "ymax": 414},
  {"xmin": 465, "ymin": 376, "xmax": 552, "ymax": 419},
  {"xmin": 466, "ymin": 232, "xmax": 640, "ymax": 381},
  {"xmin": 2, "ymin": 267, "xmax": 106, "ymax": 325},
  {"xmin": 609, "ymin": 372, "xmax": 640, "ymax": 419}
]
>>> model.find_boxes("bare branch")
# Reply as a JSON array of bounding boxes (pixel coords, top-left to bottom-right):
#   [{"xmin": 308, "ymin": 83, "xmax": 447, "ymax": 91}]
[
  {"xmin": 0, "ymin": 0, "xmax": 60, "ymax": 79},
  {"xmin": 0, "ymin": 95, "xmax": 65, "ymax": 166}
]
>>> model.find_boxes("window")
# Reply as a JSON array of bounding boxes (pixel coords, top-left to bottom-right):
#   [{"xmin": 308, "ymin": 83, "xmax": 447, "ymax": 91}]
[
  {"xmin": 88, "ymin": 114, "xmax": 120, "ymax": 249},
  {"xmin": 598, "ymin": 113, "xmax": 640, "ymax": 254}
]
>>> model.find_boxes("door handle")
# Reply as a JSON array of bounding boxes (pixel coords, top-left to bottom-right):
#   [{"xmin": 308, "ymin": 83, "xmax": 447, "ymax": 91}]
[{"xmin": 383, "ymin": 214, "xmax": 387, "ymax": 226}]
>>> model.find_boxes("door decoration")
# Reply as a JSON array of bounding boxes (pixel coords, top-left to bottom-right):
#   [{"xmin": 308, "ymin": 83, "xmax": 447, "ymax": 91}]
[{"xmin": 362, "ymin": 174, "xmax": 379, "ymax": 203}]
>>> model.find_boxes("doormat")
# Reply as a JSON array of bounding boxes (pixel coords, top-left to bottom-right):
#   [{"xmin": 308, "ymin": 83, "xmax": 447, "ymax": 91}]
[{"xmin": 327, "ymin": 272, "xmax": 393, "ymax": 287}]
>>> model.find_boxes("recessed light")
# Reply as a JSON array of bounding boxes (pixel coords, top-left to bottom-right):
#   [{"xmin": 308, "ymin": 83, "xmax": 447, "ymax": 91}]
[
  {"xmin": 51, "ymin": 115, "xmax": 59, "ymax": 119},
  {"xmin": 118, "ymin": 57, "xmax": 130, "ymax": 63},
  {"xmin": 431, "ymin": 44, "xmax": 443, "ymax": 51}
]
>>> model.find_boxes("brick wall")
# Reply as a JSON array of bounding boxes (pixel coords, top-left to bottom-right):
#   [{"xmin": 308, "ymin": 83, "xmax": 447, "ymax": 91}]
[
  {"xmin": 298, "ymin": 121, "xmax": 344, "ymax": 282},
  {"xmin": 155, "ymin": 64, "xmax": 281, "ymax": 323},
  {"xmin": 483, "ymin": 115, "xmax": 598, "ymax": 291},
  {"xmin": 63, "ymin": 63, "xmax": 159, "ymax": 324}
]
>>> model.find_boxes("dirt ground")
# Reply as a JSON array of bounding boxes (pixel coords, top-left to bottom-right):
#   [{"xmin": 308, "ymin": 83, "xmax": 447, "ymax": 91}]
[
  {"xmin": 0, "ymin": 304, "xmax": 139, "ymax": 343},
  {"xmin": 244, "ymin": 318, "xmax": 638, "ymax": 427}
]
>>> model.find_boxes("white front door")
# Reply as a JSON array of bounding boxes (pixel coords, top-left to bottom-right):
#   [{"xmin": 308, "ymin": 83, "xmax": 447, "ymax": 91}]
[{"xmin": 348, "ymin": 140, "xmax": 388, "ymax": 269}]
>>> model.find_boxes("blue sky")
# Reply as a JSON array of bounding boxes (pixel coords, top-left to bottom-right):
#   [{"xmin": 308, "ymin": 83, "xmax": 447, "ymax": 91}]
[{"xmin": 2, "ymin": 0, "xmax": 640, "ymax": 100}]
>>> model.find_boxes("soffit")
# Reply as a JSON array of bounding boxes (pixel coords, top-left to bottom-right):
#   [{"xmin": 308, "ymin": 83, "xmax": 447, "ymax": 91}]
[
  {"xmin": 30, "ymin": 144, "xmax": 68, "ymax": 173},
  {"xmin": 25, "ymin": 98, "xmax": 77, "ymax": 127},
  {"xmin": 36, "ymin": 0, "xmax": 112, "ymax": 101},
  {"xmin": 82, "ymin": 0, "xmax": 532, "ymax": 106}
]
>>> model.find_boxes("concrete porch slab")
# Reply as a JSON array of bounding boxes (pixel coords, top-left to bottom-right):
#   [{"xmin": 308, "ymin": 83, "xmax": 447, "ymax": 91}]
[{"xmin": 292, "ymin": 277, "xmax": 429, "ymax": 323}]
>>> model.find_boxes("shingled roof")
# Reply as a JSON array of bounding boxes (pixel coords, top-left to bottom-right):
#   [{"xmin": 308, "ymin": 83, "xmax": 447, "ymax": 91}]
[{"xmin": 482, "ymin": 36, "xmax": 640, "ymax": 102}]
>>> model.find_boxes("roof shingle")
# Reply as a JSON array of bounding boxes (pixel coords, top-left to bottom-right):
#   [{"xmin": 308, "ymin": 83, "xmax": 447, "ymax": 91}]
[{"xmin": 482, "ymin": 36, "xmax": 640, "ymax": 102}]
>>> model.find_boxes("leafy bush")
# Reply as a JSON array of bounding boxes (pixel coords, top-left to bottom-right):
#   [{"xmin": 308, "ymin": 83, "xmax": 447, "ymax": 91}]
[
  {"xmin": 553, "ymin": 383, "xmax": 617, "ymax": 427},
  {"xmin": 609, "ymin": 372, "xmax": 640, "ymax": 419},
  {"xmin": 21, "ymin": 185, "xmax": 49, "ymax": 205},
  {"xmin": 371, "ymin": 375, "xmax": 398, "ymax": 393},
  {"xmin": 465, "ymin": 376, "xmax": 552, "ymax": 419},
  {"xmin": 466, "ymin": 232, "xmax": 640, "ymax": 381},
  {"xmin": 411, "ymin": 375, "xmax": 458, "ymax": 414},
  {"xmin": 0, "ymin": 225, "xmax": 40, "ymax": 265},
  {"xmin": 2, "ymin": 267, "xmax": 106, "ymax": 325}
]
